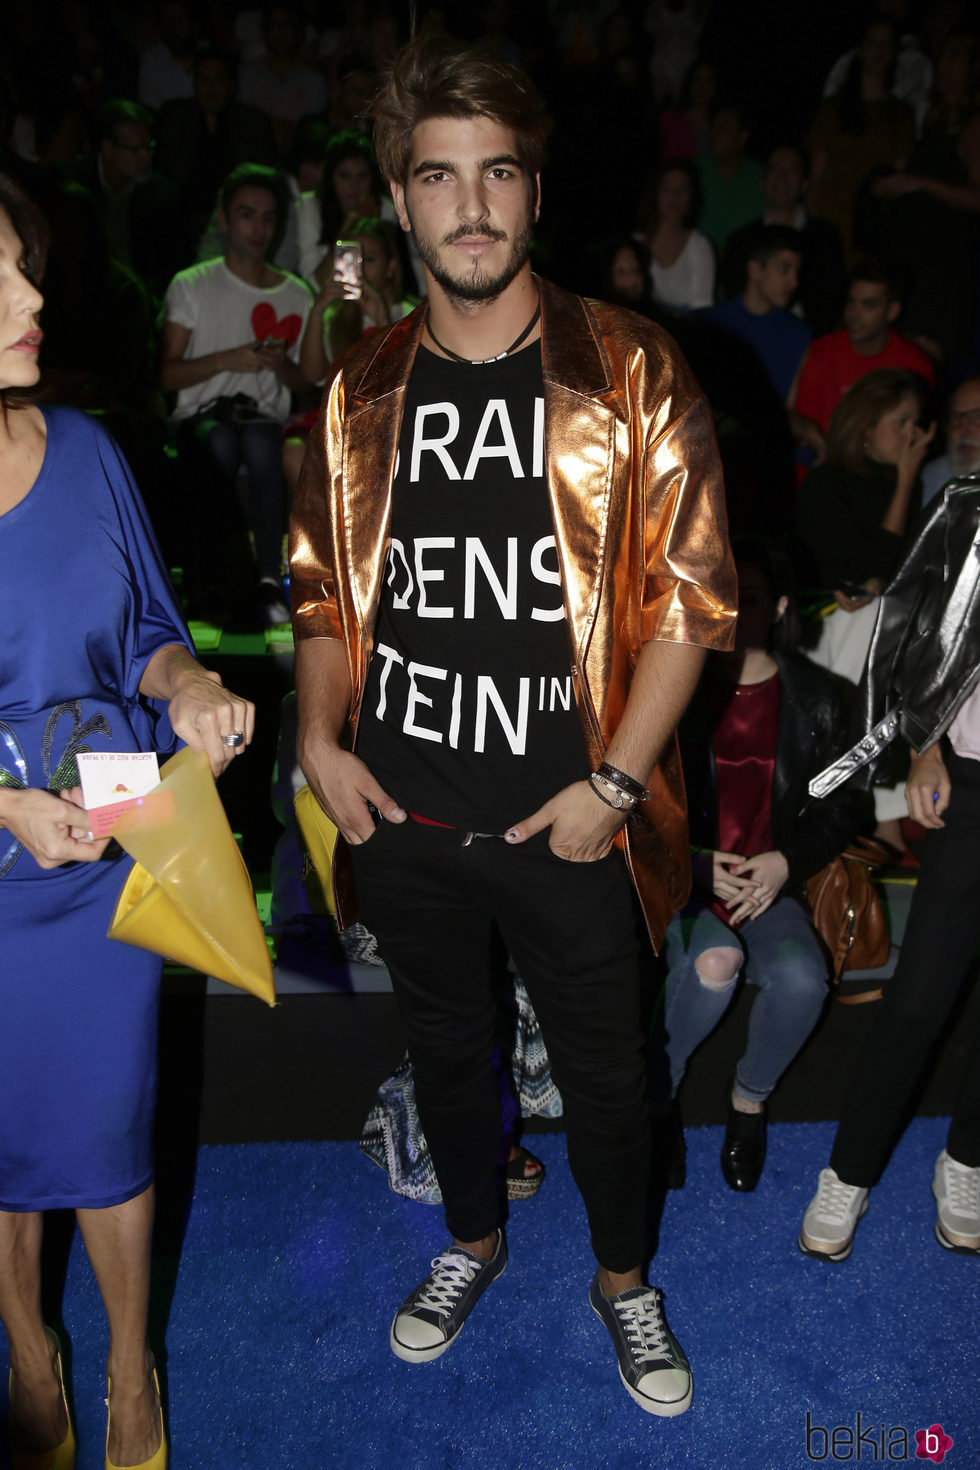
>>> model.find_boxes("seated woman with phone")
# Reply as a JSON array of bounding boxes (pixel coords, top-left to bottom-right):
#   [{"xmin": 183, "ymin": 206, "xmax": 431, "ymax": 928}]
[
  {"xmin": 282, "ymin": 219, "xmax": 419, "ymax": 496},
  {"xmin": 295, "ymin": 130, "xmax": 386, "ymax": 285},
  {"xmin": 299, "ymin": 217, "xmax": 419, "ymax": 381}
]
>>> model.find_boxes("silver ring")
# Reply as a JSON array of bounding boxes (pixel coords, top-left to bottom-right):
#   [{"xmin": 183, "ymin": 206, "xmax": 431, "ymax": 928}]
[{"xmin": 222, "ymin": 731, "xmax": 245, "ymax": 748}]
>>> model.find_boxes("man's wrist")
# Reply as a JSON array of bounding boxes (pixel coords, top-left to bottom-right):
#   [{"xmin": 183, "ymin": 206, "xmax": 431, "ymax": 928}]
[
  {"xmin": 594, "ymin": 760, "xmax": 650, "ymax": 804},
  {"xmin": 586, "ymin": 775, "xmax": 633, "ymax": 817},
  {"xmin": 297, "ymin": 732, "xmax": 346, "ymax": 772},
  {"xmin": 589, "ymin": 774, "xmax": 629, "ymax": 811},
  {"xmin": 588, "ymin": 761, "xmax": 650, "ymax": 813}
]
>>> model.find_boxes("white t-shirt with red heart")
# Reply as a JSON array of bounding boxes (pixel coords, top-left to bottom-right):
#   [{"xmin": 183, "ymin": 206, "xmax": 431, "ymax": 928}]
[{"xmin": 164, "ymin": 258, "xmax": 313, "ymax": 423}]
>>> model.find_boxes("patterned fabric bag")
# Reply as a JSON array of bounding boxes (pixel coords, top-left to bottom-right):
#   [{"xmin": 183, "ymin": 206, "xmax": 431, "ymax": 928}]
[{"xmin": 359, "ymin": 974, "xmax": 562, "ymax": 1202}]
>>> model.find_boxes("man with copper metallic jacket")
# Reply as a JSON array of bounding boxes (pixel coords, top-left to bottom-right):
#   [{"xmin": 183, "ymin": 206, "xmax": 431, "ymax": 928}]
[{"xmin": 289, "ymin": 34, "xmax": 736, "ymax": 1415}]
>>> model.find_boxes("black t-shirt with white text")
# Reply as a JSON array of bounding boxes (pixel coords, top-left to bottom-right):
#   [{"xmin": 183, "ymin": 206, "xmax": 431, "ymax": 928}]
[{"xmin": 356, "ymin": 342, "xmax": 588, "ymax": 831}]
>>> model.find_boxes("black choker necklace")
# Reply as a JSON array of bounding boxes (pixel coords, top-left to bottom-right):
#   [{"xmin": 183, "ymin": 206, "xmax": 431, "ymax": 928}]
[{"xmin": 425, "ymin": 296, "xmax": 541, "ymax": 364}]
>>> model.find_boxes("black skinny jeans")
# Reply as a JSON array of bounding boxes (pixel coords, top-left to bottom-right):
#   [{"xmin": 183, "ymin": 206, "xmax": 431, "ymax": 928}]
[
  {"xmin": 831, "ymin": 749, "xmax": 980, "ymax": 1186},
  {"xmin": 350, "ymin": 820, "xmax": 653, "ymax": 1272}
]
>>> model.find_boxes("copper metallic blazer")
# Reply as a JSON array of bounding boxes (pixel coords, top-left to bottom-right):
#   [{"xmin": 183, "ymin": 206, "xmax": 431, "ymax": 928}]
[{"xmin": 290, "ymin": 276, "xmax": 737, "ymax": 949}]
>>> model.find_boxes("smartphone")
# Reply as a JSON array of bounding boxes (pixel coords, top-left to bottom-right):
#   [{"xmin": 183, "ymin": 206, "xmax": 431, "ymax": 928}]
[{"xmin": 334, "ymin": 240, "xmax": 363, "ymax": 298}]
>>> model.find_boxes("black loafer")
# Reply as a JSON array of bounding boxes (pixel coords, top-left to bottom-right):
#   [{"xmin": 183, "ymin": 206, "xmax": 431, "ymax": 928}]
[{"xmin": 720, "ymin": 1102, "xmax": 767, "ymax": 1191}]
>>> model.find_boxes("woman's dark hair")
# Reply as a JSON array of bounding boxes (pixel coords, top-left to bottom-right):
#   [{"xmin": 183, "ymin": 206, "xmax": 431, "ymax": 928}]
[
  {"xmin": 348, "ymin": 215, "xmax": 407, "ymax": 300},
  {"xmin": 584, "ymin": 236, "xmax": 653, "ymax": 308},
  {"xmin": 316, "ymin": 131, "xmax": 383, "ymax": 246},
  {"xmin": 348, "ymin": 214, "xmax": 395, "ymax": 257},
  {"xmin": 836, "ymin": 18, "xmax": 900, "ymax": 135},
  {"xmin": 732, "ymin": 533, "xmax": 802, "ymax": 654},
  {"xmin": 0, "ymin": 172, "xmax": 48, "ymax": 414},
  {"xmin": 0, "ymin": 172, "xmax": 49, "ymax": 285},
  {"xmin": 826, "ymin": 367, "xmax": 928, "ymax": 474},
  {"xmin": 637, "ymin": 158, "xmax": 702, "ymax": 233}
]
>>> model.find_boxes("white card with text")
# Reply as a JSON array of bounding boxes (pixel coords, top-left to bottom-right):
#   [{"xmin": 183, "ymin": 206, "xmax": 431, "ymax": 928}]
[{"xmin": 76, "ymin": 751, "xmax": 161, "ymax": 838}]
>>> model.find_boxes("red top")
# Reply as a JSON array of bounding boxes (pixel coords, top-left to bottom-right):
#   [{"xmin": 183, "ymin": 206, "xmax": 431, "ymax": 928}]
[
  {"xmin": 795, "ymin": 329, "xmax": 936, "ymax": 435},
  {"xmin": 710, "ymin": 672, "xmax": 780, "ymax": 920}
]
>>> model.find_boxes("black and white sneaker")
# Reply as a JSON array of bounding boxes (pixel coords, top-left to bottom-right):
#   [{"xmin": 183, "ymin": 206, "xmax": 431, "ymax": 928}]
[
  {"xmin": 589, "ymin": 1275, "xmax": 693, "ymax": 1416},
  {"xmin": 390, "ymin": 1231, "xmax": 507, "ymax": 1362}
]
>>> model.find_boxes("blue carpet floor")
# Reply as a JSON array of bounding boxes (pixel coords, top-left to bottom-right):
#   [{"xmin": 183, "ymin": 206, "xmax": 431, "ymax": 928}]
[{"xmin": 1, "ymin": 1119, "xmax": 977, "ymax": 1470}]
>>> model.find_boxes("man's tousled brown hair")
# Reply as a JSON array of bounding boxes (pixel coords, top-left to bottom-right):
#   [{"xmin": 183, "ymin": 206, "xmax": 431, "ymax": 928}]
[{"xmin": 370, "ymin": 33, "xmax": 550, "ymax": 187}]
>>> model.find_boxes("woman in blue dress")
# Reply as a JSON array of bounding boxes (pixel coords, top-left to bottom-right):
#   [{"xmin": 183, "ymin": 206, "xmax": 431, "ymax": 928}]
[{"xmin": 0, "ymin": 175, "xmax": 255, "ymax": 1470}]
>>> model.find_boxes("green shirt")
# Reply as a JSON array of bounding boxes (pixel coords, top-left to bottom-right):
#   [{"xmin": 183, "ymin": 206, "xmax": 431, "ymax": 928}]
[{"xmin": 697, "ymin": 155, "xmax": 764, "ymax": 253}]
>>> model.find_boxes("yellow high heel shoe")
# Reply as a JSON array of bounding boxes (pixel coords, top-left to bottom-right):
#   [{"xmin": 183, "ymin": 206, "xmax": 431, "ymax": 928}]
[
  {"xmin": 8, "ymin": 1327, "xmax": 76, "ymax": 1470},
  {"xmin": 104, "ymin": 1368, "xmax": 167, "ymax": 1470}
]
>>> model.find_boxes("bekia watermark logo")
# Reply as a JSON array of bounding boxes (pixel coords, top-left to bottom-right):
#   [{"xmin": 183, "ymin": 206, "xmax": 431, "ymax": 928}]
[
  {"xmin": 805, "ymin": 1412, "xmax": 954, "ymax": 1461},
  {"xmin": 915, "ymin": 1425, "xmax": 953, "ymax": 1464}
]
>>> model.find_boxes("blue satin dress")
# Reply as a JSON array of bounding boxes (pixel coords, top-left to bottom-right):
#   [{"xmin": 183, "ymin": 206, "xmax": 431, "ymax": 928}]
[{"xmin": 0, "ymin": 406, "xmax": 192, "ymax": 1210}]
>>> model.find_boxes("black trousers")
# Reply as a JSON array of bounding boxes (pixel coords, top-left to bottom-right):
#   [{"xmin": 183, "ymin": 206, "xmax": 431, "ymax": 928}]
[
  {"xmin": 830, "ymin": 749, "xmax": 980, "ymax": 1186},
  {"xmin": 350, "ymin": 820, "xmax": 653, "ymax": 1272}
]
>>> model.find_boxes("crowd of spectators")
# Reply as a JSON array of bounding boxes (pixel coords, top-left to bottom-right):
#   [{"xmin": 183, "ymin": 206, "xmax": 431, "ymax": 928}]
[{"xmin": 1, "ymin": 0, "xmax": 977, "ymax": 636}]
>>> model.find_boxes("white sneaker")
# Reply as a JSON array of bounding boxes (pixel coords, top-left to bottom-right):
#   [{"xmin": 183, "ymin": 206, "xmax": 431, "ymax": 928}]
[
  {"xmin": 799, "ymin": 1168, "xmax": 869, "ymax": 1261},
  {"xmin": 932, "ymin": 1149, "xmax": 980, "ymax": 1254}
]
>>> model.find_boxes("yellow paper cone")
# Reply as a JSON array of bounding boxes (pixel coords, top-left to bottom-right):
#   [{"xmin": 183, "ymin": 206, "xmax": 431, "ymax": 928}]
[
  {"xmin": 108, "ymin": 747, "xmax": 276, "ymax": 1005},
  {"xmin": 294, "ymin": 784, "xmax": 338, "ymax": 916}
]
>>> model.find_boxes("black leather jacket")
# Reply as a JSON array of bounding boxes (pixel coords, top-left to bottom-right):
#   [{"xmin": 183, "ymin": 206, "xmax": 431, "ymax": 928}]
[
  {"xmin": 811, "ymin": 480, "xmax": 980, "ymax": 796},
  {"xmin": 682, "ymin": 653, "xmax": 868, "ymax": 896}
]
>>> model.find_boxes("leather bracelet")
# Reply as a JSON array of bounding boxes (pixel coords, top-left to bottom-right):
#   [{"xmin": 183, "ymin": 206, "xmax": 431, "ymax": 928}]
[
  {"xmin": 588, "ymin": 772, "xmax": 635, "ymax": 811},
  {"xmin": 596, "ymin": 761, "xmax": 650, "ymax": 803}
]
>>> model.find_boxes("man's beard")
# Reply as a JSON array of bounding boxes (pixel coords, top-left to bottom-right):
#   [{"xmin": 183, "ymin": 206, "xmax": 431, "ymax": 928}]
[
  {"xmin": 409, "ymin": 213, "xmax": 532, "ymax": 307},
  {"xmin": 949, "ymin": 439, "xmax": 980, "ymax": 476}
]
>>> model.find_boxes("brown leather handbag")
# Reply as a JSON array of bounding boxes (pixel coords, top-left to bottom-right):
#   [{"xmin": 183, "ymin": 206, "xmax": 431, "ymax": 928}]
[{"xmin": 806, "ymin": 838, "xmax": 891, "ymax": 1001}]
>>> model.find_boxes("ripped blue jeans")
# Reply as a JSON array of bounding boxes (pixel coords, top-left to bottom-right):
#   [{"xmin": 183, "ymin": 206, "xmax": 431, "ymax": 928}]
[{"xmin": 663, "ymin": 896, "xmax": 829, "ymax": 1104}]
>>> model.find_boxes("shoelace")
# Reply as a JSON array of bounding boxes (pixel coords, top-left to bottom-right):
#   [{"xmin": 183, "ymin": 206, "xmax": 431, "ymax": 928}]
[
  {"xmin": 816, "ymin": 1172, "xmax": 864, "ymax": 1222},
  {"xmin": 944, "ymin": 1158, "xmax": 980, "ymax": 1214},
  {"xmin": 414, "ymin": 1252, "xmax": 483, "ymax": 1319},
  {"xmin": 613, "ymin": 1290, "xmax": 672, "ymax": 1365}
]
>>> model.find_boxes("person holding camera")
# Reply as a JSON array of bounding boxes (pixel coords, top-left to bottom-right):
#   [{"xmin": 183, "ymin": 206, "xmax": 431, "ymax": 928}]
[{"xmin": 299, "ymin": 216, "xmax": 418, "ymax": 381}]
